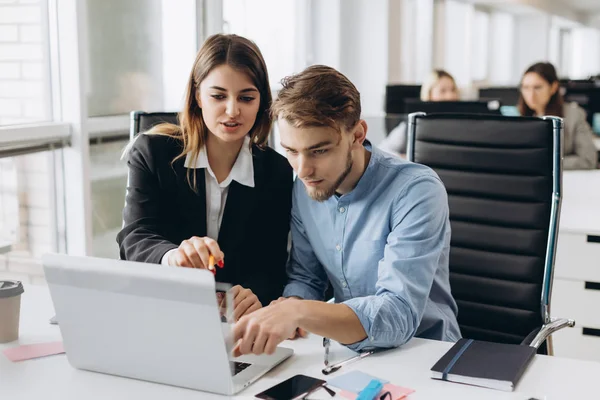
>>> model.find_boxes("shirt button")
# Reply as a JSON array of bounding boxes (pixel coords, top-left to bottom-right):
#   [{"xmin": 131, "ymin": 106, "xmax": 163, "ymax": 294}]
[
  {"xmin": 342, "ymin": 281, "xmax": 348, "ymax": 288},
  {"xmin": 339, "ymin": 207, "xmax": 346, "ymax": 213},
  {"xmin": 335, "ymin": 244, "xmax": 341, "ymax": 251}
]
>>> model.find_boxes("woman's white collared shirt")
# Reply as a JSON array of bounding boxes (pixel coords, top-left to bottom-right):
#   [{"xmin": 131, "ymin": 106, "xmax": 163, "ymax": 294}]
[{"xmin": 161, "ymin": 136, "xmax": 254, "ymax": 265}]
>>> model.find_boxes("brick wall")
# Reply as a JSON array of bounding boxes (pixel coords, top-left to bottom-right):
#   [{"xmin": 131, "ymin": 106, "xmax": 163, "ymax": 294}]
[{"xmin": 0, "ymin": 0, "xmax": 52, "ymax": 286}]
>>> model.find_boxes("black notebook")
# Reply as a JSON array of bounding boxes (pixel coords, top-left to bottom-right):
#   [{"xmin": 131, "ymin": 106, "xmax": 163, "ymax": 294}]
[{"xmin": 430, "ymin": 338, "xmax": 536, "ymax": 391}]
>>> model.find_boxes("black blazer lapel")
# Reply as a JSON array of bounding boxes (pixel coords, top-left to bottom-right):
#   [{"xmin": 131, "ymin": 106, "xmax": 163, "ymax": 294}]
[
  {"xmin": 217, "ymin": 149, "xmax": 264, "ymax": 282},
  {"xmin": 217, "ymin": 180, "xmax": 256, "ymax": 282},
  {"xmin": 177, "ymin": 165, "xmax": 208, "ymax": 240}
]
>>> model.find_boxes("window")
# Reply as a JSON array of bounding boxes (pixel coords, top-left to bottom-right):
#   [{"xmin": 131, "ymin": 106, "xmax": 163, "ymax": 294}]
[
  {"xmin": 0, "ymin": 149, "xmax": 66, "ymax": 285},
  {"xmin": 223, "ymin": 0, "xmax": 308, "ymax": 88},
  {"xmin": 89, "ymin": 137, "xmax": 128, "ymax": 259},
  {"xmin": 0, "ymin": 0, "xmax": 53, "ymax": 126},
  {"xmin": 83, "ymin": 0, "xmax": 199, "ymax": 259},
  {"xmin": 84, "ymin": 0, "xmax": 197, "ymax": 117},
  {"xmin": 0, "ymin": 0, "xmax": 214, "ymax": 285},
  {"xmin": 0, "ymin": 0, "xmax": 69, "ymax": 284}
]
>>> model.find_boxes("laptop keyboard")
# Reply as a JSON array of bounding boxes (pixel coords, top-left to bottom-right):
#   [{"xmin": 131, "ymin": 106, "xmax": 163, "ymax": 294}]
[{"xmin": 233, "ymin": 361, "xmax": 252, "ymax": 375}]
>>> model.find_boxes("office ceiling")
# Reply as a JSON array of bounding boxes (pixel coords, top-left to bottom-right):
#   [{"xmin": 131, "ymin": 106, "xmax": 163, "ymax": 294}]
[{"xmin": 460, "ymin": 0, "xmax": 600, "ymax": 23}]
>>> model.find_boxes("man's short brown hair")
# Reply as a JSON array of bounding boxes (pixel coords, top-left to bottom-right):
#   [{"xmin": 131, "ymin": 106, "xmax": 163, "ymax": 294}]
[{"xmin": 271, "ymin": 65, "xmax": 361, "ymax": 132}]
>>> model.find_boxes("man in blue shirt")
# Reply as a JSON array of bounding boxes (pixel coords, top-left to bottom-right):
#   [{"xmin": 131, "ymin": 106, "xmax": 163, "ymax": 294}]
[{"xmin": 233, "ymin": 65, "xmax": 460, "ymax": 356}]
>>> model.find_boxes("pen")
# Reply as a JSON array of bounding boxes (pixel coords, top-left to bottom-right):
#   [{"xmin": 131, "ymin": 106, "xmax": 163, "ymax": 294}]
[
  {"xmin": 208, "ymin": 255, "xmax": 216, "ymax": 274},
  {"xmin": 322, "ymin": 349, "xmax": 377, "ymax": 375},
  {"xmin": 323, "ymin": 337, "xmax": 330, "ymax": 366}
]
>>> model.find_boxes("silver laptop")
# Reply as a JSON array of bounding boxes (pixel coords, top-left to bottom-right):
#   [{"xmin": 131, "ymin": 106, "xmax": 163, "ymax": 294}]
[{"xmin": 42, "ymin": 253, "xmax": 293, "ymax": 395}]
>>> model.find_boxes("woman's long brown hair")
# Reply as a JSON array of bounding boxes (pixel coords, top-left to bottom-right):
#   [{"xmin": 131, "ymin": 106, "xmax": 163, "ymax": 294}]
[
  {"xmin": 143, "ymin": 34, "xmax": 272, "ymax": 191},
  {"xmin": 518, "ymin": 62, "xmax": 564, "ymax": 118}
]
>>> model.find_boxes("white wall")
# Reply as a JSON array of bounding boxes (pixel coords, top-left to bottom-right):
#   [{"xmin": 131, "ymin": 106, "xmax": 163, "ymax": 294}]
[
  {"xmin": 435, "ymin": 0, "xmax": 474, "ymax": 87},
  {"xmin": 514, "ymin": 13, "xmax": 551, "ymax": 80},
  {"xmin": 309, "ymin": 0, "xmax": 341, "ymax": 70},
  {"xmin": 388, "ymin": 0, "xmax": 415, "ymax": 83},
  {"xmin": 488, "ymin": 11, "xmax": 515, "ymax": 85},
  {"xmin": 571, "ymin": 27, "xmax": 600, "ymax": 78},
  {"xmin": 414, "ymin": 0, "xmax": 434, "ymax": 82},
  {"xmin": 311, "ymin": 0, "xmax": 388, "ymax": 115}
]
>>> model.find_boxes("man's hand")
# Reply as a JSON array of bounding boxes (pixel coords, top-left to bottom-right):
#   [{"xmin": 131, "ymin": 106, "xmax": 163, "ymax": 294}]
[
  {"xmin": 233, "ymin": 298, "xmax": 302, "ymax": 356},
  {"xmin": 231, "ymin": 285, "xmax": 262, "ymax": 321},
  {"xmin": 169, "ymin": 236, "xmax": 224, "ymax": 270},
  {"xmin": 270, "ymin": 297, "xmax": 308, "ymax": 339}
]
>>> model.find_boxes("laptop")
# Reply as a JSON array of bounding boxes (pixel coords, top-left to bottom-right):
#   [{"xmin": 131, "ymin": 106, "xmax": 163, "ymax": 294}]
[{"xmin": 42, "ymin": 253, "xmax": 293, "ymax": 395}]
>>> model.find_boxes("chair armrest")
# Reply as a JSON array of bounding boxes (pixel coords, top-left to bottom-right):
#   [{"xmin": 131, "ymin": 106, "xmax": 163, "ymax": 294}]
[{"xmin": 525, "ymin": 318, "xmax": 576, "ymax": 349}]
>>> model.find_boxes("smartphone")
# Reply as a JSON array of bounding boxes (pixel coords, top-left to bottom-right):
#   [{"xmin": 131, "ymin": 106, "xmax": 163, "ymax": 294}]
[{"xmin": 255, "ymin": 374, "xmax": 326, "ymax": 400}]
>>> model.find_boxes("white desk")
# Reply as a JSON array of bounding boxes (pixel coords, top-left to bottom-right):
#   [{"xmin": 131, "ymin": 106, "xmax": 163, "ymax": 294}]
[
  {"xmin": 551, "ymin": 170, "xmax": 600, "ymax": 360},
  {"xmin": 1, "ymin": 285, "xmax": 598, "ymax": 399}
]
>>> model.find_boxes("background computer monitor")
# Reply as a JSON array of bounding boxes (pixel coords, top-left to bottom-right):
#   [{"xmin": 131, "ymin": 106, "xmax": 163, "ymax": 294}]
[
  {"xmin": 385, "ymin": 84, "xmax": 421, "ymax": 114},
  {"xmin": 478, "ymin": 87, "xmax": 520, "ymax": 106},
  {"xmin": 403, "ymin": 100, "xmax": 502, "ymax": 115},
  {"xmin": 500, "ymin": 105, "xmax": 520, "ymax": 116},
  {"xmin": 593, "ymin": 112, "xmax": 600, "ymax": 135}
]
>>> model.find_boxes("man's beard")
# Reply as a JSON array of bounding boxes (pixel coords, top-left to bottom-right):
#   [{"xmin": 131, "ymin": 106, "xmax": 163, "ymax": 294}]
[{"xmin": 307, "ymin": 149, "xmax": 353, "ymax": 202}]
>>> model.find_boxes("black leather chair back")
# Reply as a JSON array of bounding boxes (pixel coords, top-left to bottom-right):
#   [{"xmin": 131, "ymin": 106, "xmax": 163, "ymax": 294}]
[
  {"xmin": 130, "ymin": 111, "xmax": 179, "ymax": 140},
  {"xmin": 407, "ymin": 113, "xmax": 562, "ymax": 349}
]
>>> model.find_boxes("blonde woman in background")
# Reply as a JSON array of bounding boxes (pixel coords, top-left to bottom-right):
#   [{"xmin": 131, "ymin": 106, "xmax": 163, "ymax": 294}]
[{"xmin": 379, "ymin": 70, "xmax": 459, "ymax": 156}]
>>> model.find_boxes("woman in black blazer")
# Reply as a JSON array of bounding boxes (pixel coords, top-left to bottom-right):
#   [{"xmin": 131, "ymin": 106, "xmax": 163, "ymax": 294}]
[{"xmin": 117, "ymin": 34, "xmax": 293, "ymax": 319}]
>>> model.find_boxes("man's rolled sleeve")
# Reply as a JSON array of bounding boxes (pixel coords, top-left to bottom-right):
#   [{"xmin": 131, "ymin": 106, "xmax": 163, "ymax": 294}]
[{"xmin": 342, "ymin": 176, "xmax": 450, "ymax": 351}]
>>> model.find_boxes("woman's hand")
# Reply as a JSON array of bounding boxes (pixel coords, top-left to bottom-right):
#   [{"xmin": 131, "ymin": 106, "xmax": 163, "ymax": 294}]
[{"xmin": 168, "ymin": 236, "xmax": 224, "ymax": 272}]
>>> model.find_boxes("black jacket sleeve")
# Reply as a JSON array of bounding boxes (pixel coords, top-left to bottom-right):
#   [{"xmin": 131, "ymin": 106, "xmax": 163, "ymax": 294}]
[{"xmin": 116, "ymin": 134, "xmax": 179, "ymax": 263}]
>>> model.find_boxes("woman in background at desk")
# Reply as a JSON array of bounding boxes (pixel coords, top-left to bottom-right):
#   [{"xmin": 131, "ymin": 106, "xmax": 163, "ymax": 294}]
[
  {"xmin": 117, "ymin": 34, "xmax": 293, "ymax": 317},
  {"xmin": 519, "ymin": 62, "xmax": 597, "ymax": 170},
  {"xmin": 379, "ymin": 69, "xmax": 459, "ymax": 156}
]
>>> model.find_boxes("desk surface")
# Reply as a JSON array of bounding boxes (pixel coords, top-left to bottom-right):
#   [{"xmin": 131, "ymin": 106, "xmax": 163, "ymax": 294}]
[{"xmin": 1, "ymin": 285, "xmax": 598, "ymax": 399}]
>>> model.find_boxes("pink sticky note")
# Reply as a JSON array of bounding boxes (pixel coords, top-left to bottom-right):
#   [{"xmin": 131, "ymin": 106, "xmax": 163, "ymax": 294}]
[
  {"xmin": 339, "ymin": 383, "xmax": 415, "ymax": 400},
  {"xmin": 2, "ymin": 341, "xmax": 65, "ymax": 362}
]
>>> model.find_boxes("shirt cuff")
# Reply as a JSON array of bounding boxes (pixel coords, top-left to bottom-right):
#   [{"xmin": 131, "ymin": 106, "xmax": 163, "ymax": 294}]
[
  {"xmin": 161, "ymin": 249, "xmax": 177, "ymax": 266},
  {"xmin": 342, "ymin": 297, "xmax": 378, "ymax": 352},
  {"xmin": 282, "ymin": 281, "xmax": 321, "ymax": 300}
]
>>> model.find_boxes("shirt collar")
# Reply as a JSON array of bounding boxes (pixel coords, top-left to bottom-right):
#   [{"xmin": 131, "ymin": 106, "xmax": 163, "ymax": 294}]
[
  {"xmin": 184, "ymin": 135, "xmax": 255, "ymax": 188},
  {"xmin": 334, "ymin": 141, "xmax": 377, "ymax": 202}
]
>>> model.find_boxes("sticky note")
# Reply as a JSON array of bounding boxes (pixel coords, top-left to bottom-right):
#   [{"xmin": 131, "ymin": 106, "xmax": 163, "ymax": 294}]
[
  {"xmin": 339, "ymin": 383, "xmax": 415, "ymax": 400},
  {"xmin": 2, "ymin": 341, "xmax": 65, "ymax": 362},
  {"xmin": 327, "ymin": 370, "xmax": 389, "ymax": 393}
]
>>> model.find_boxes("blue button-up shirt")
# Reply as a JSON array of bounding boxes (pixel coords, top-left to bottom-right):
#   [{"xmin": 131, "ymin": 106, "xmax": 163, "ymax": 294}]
[{"xmin": 283, "ymin": 145, "xmax": 461, "ymax": 351}]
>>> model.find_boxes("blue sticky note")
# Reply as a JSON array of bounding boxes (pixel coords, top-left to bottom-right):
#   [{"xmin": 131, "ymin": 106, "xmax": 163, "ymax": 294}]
[{"xmin": 327, "ymin": 370, "xmax": 389, "ymax": 393}]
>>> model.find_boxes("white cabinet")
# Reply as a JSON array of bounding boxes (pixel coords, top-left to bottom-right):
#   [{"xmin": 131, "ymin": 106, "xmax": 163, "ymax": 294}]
[{"xmin": 551, "ymin": 171, "xmax": 600, "ymax": 361}]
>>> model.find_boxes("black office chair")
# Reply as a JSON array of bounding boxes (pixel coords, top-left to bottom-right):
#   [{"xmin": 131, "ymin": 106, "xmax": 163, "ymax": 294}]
[
  {"xmin": 407, "ymin": 113, "xmax": 575, "ymax": 354},
  {"xmin": 130, "ymin": 111, "xmax": 179, "ymax": 140}
]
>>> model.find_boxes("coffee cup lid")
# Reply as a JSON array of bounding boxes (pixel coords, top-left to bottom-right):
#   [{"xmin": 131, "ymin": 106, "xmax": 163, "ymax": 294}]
[{"xmin": 0, "ymin": 280, "xmax": 24, "ymax": 298}]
